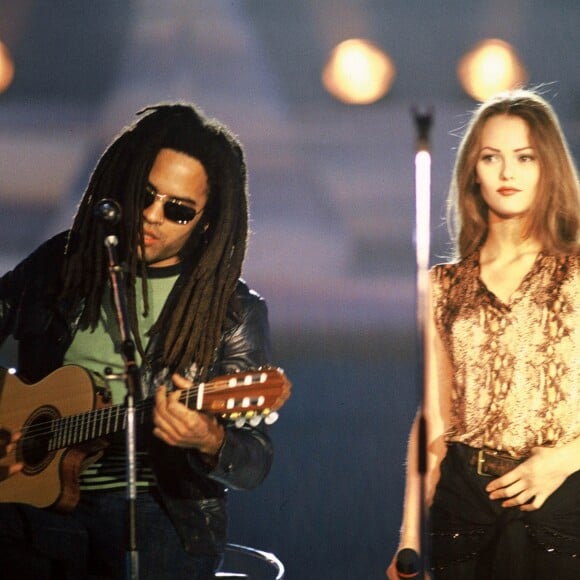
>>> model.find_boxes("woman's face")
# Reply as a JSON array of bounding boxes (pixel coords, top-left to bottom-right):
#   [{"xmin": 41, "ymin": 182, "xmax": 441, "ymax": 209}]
[{"xmin": 475, "ymin": 114, "xmax": 540, "ymax": 224}]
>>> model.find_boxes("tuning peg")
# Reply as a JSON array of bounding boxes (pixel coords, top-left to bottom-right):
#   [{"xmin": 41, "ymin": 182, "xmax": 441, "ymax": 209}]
[
  {"xmin": 235, "ymin": 417, "xmax": 246, "ymax": 428},
  {"xmin": 249, "ymin": 415, "xmax": 263, "ymax": 427},
  {"xmin": 264, "ymin": 412, "xmax": 279, "ymax": 425}
]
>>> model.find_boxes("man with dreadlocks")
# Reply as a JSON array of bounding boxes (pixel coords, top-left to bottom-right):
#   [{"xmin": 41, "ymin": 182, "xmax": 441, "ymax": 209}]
[{"xmin": 0, "ymin": 103, "xmax": 275, "ymax": 579}]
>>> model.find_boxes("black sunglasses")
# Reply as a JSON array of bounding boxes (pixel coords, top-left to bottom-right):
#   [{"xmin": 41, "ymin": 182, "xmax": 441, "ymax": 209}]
[{"xmin": 144, "ymin": 185, "xmax": 200, "ymax": 225}]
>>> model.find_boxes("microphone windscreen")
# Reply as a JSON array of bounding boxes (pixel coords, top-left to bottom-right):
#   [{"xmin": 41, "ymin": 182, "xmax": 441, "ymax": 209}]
[
  {"xmin": 395, "ymin": 548, "xmax": 420, "ymax": 578},
  {"xmin": 95, "ymin": 199, "xmax": 122, "ymax": 225}
]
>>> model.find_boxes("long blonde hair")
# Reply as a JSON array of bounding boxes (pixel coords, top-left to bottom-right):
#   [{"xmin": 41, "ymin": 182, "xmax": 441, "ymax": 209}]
[{"xmin": 447, "ymin": 89, "xmax": 580, "ymax": 259}]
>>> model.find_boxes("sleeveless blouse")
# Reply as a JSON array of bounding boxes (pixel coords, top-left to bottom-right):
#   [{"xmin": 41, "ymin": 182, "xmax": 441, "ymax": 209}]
[{"xmin": 431, "ymin": 252, "xmax": 580, "ymax": 457}]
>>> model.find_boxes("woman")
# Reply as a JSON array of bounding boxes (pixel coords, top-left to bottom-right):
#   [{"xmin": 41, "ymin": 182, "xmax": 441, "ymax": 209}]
[{"xmin": 387, "ymin": 89, "xmax": 580, "ymax": 579}]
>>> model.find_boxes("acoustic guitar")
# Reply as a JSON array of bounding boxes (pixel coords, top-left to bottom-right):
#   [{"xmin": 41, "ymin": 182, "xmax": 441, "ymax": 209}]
[{"xmin": 0, "ymin": 365, "xmax": 291, "ymax": 511}]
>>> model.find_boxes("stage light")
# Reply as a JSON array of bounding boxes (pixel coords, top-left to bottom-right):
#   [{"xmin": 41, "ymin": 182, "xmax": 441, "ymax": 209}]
[
  {"xmin": 0, "ymin": 40, "xmax": 15, "ymax": 94},
  {"xmin": 458, "ymin": 39, "xmax": 527, "ymax": 101},
  {"xmin": 322, "ymin": 38, "xmax": 396, "ymax": 105}
]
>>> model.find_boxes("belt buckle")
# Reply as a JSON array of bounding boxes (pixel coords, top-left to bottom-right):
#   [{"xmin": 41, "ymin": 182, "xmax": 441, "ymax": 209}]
[{"xmin": 476, "ymin": 449, "xmax": 496, "ymax": 477}]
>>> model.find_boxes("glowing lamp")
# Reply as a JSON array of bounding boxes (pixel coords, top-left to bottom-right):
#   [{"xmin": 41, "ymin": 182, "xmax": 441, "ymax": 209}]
[
  {"xmin": 322, "ymin": 38, "xmax": 396, "ymax": 105},
  {"xmin": 458, "ymin": 38, "xmax": 527, "ymax": 101}
]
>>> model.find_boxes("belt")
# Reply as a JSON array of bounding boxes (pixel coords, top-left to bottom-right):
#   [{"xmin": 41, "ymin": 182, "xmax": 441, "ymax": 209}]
[{"xmin": 464, "ymin": 446, "xmax": 524, "ymax": 477}]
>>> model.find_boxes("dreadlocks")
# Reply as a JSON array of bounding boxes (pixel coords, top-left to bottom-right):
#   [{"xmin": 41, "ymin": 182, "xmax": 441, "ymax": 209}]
[{"xmin": 60, "ymin": 103, "xmax": 248, "ymax": 379}]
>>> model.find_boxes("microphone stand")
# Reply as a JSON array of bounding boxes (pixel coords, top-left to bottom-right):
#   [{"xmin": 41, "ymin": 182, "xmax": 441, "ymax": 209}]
[
  {"xmin": 412, "ymin": 108, "xmax": 433, "ymax": 580},
  {"xmin": 98, "ymin": 201, "xmax": 140, "ymax": 580}
]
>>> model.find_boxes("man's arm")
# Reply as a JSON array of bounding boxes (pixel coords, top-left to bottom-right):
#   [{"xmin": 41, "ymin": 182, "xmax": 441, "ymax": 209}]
[{"xmin": 153, "ymin": 288, "xmax": 274, "ymax": 489}]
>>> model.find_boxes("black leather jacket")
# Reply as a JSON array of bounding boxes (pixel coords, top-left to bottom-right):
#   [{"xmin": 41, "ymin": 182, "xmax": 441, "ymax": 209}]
[{"xmin": 0, "ymin": 232, "xmax": 274, "ymax": 555}]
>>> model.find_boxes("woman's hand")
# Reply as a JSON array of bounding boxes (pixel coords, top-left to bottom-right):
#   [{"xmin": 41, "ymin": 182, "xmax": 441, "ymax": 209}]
[
  {"xmin": 385, "ymin": 557, "xmax": 399, "ymax": 579},
  {"xmin": 486, "ymin": 445, "xmax": 575, "ymax": 511},
  {"xmin": 153, "ymin": 374, "xmax": 225, "ymax": 456}
]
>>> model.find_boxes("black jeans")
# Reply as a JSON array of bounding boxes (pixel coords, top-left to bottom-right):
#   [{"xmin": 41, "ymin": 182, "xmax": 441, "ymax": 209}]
[{"xmin": 429, "ymin": 443, "xmax": 580, "ymax": 580}]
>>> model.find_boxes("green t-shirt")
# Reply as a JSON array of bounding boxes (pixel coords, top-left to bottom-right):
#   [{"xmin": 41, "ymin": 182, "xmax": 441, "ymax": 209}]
[{"xmin": 64, "ymin": 265, "xmax": 180, "ymax": 490}]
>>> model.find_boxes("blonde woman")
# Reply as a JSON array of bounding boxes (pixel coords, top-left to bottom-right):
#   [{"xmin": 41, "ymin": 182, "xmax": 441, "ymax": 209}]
[{"xmin": 388, "ymin": 89, "xmax": 580, "ymax": 579}]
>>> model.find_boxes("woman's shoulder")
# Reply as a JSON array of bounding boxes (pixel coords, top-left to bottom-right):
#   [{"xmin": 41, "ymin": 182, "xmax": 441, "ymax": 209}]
[
  {"xmin": 562, "ymin": 251, "xmax": 580, "ymax": 279},
  {"xmin": 541, "ymin": 251, "xmax": 580, "ymax": 274},
  {"xmin": 430, "ymin": 253, "xmax": 476, "ymax": 282},
  {"xmin": 567, "ymin": 251, "xmax": 580, "ymax": 266}
]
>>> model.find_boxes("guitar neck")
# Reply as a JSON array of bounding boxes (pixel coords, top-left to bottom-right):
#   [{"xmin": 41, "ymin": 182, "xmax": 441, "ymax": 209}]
[{"xmin": 40, "ymin": 369, "xmax": 289, "ymax": 453}]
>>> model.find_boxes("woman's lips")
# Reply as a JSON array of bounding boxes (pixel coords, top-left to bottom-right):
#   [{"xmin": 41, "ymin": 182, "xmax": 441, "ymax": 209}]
[{"xmin": 497, "ymin": 187, "xmax": 521, "ymax": 195}]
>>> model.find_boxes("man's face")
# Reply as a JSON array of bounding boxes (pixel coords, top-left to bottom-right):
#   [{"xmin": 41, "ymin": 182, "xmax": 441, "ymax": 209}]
[{"xmin": 141, "ymin": 148, "xmax": 208, "ymax": 267}]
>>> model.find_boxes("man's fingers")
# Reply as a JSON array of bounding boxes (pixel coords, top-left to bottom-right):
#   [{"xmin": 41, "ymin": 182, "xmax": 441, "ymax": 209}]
[
  {"xmin": 171, "ymin": 373, "xmax": 193, "ymax": 390},
  {"xmin": 0, "ymin": 462, "xmax": 23, "ymax": 482},
  {"xmin": 0, "ymin": 429, "xmax": 14, "ymax": 459}
]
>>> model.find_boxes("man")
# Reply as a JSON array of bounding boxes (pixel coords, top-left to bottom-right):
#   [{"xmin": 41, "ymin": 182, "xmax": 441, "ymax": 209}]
[{"xmin": 0, "ymin": 103, "xmax": 274, "ymax": 579}]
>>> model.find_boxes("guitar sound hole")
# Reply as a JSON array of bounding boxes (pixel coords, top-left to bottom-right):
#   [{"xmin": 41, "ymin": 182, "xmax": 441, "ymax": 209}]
[{"xmin": 19, "ymin": 406, "xmax": 58, "ymax": 475}]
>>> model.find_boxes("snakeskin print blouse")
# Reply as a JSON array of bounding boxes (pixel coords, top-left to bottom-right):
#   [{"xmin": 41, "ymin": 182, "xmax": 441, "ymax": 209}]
[{"xmin": 431, "ymin": 252, "xmax": 579, "ymax": 458}]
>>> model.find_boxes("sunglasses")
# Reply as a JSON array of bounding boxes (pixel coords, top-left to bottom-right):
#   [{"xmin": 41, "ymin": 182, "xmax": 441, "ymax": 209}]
[{"xmin": 143, "ymin": 185, "xmax": 200, "ymax": 225}]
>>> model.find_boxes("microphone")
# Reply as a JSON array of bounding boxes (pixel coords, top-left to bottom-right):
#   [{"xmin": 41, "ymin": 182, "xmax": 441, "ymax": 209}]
[
  {"xmin": 412, "ymin": 106, "xmax": 434, "ymax": 153},
  {"xmin": 95, "ymin": 199, "xmax": 122, "ymax": 225},
  {"xmin": 396, "ymin": 548, "xmax": 421, "ymax": 579}
]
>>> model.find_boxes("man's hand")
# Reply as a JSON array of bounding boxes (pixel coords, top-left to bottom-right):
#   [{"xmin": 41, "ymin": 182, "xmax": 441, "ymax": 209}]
[
  {"xmin": 153, "ymin": 374, "xmax": 225, "ymax": 456},
  {"xmin": 486, "ymin": 446, "xmax": 571, "ymax": 511},
  {"xmin": 0, "ymin": 428, "xmax": 23, "ymax": 482}
]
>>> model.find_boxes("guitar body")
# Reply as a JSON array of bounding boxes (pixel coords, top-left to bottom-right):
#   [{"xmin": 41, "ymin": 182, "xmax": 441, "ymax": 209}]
[{"xmin": 0, "ymin": 366, "xmax": 100, "ymax": 511}]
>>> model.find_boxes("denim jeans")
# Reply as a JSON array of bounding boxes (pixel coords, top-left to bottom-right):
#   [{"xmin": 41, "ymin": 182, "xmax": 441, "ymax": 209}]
[
  {"xmin": 430, "ymin": 444, "xmax": 580, "ymax": 580},
  {"xmin": 0, "ymin": 489, "xmax": 221, "ymax": 580}
]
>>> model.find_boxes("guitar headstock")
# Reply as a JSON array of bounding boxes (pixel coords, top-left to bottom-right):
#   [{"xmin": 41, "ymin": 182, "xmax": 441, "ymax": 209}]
[{"xmin": 181, "ymin": 367, "xmax": 291, "ymax": 427}]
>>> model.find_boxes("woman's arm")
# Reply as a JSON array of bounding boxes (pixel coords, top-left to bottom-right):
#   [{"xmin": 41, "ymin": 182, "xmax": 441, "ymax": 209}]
[{"xmin": 387, "ymin": 279, "xmax": 453, "ymax": 577}]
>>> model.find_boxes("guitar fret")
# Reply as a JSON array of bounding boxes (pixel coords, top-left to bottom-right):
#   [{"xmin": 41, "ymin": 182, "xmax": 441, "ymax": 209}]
[
  {"xmin": 71, "ymin": 414, "xmax": 78, "ymax": 445},
  {"xmin": 76, "ymin": 414, "xmax": 81, "ymax": 444},
  {"xmin": 106, "ymin": 407, "xmax": 112, "ymax": 434},
  {"xmin": 111, "ymin": 407, "xmax": 118, "ymax": 432},
  {"xmin": 69, "ymin": 415, "xmax": 82, "ymax": 443},
  {"xmin": 82, "ymin": 412, "xmax": 90, "ymax": 442},
  {"xmin": 99, "ymin": 408, "xmax": 105, "ymax": 437},
  {"xmin": 66, "ymin": 415, "xmax": 77, "ymax": 445},
  {"xmin": 60, "ymin": 417, "xmax": 68, "ymax": 448},
  {"xmin": 63, "ymin": 415, "xmax": 70, "ymax": 447},
  {"xmin": 116, "ymin": 405, "xmax": 123, "ymax": 432},
  {"xmin": 48, "ymin": 419, "xmax": 56, "ymax": 452},
  {"xmin": 56, "ymin": 417, "xmax": 63, "ymax": 449},
  {"xmin": 77, "ymin": 413, "xmax": 84, "ymax": 444},
  {"xmin": 74, "ymin": 414, "xmax": 80, "ymax": 444},
  {"xmin": 79, "ymin": 413, "xmax": 85, "ymax": 444}
]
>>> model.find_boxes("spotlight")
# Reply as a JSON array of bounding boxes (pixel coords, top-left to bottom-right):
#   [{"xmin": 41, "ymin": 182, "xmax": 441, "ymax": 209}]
[
  {"xmin": 458, "ymin": 38, "xmax": 527, "ymax": 101},
  {"xmin": 0, "ymin": 40, "xmax": 14, "ymax": 94},
  {"xmin": 322, "ymin": 38, "xmax": 396, "ymax": 105}
]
